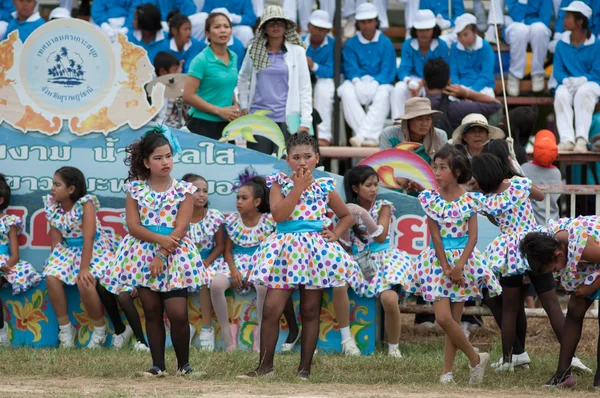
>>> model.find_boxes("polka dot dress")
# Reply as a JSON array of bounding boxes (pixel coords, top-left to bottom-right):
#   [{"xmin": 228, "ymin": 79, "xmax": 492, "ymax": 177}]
[
  {"xmin": 483, "ymin": 177, "xmax": 544, "ymax": 277},
  {"xmin": 103, "ymin": 180, "xmax": 204, "ymax": 293},
  {"xmin": 250, "ymin": 172, "xmax": 357, "ymax": 290},
  {"xmin": 0, "ymin": 215, "xmax": 42, "ymax": 294},
  {"xmin": 43, "ymin": 194, "xmax": 117, "ymax": 285},
  {"xmin": 187, "ymin": 209, "xmax": 225, "ymax": 286},
  {"xmin": 403, "ymin": 190, "xmax": 501, "ymax": 302},
  {"xmin": 348, "ymin": 200, "xmax": 412, "ymax": 298}
]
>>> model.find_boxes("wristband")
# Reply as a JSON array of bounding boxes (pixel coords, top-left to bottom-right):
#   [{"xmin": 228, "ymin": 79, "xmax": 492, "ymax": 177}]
[{"xmin": 156, "ymin": 252, "xmax": 168, "ymax": 263}]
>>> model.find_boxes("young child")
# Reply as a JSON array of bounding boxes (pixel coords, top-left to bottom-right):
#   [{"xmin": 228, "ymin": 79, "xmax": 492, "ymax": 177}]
[
  {"xmin": 127, "ymin": 3, "xmax": 169, "ymax": 65},
  {"xmin": 521, "ymin": 217, "xmax": 600, "ymax": 388},
  {"xmin": 6, "ymin": 0, "xmax": 44, "ymax": 42},
  {"xmin": 406, "ymin": 144, "xmax": 500, "ymax": 384},
  {"xmin": 167, "ymin": 11, "xmax": 202, "ymax": 74},
  {"xmin": 43, "ymin": 167, "xmax": 114, "ymax": 348},
  {"xmin": 104, "ymin": 126, "xmax": 203, "ymax": 376},
  {"xmin": 241, "ymin": 132, "xmax": 356, "ymax": 380},
  {"xmin": 182, "ymin": 173, "xmax": 225, "ymax": 352},
  {"xmin": 343, "ymin": 165, "xmax": 411, "ymax": 358},
  {"xmin": 0, "ymin": 174, "xmax": 42, "ymax": 344},
  {"xmin": 210, "ymin": 168, "xmax": 274, "ymax": 352},
  {"xmin": 153, "ymin": 51, "xmax": 187, "ymax": 129}
]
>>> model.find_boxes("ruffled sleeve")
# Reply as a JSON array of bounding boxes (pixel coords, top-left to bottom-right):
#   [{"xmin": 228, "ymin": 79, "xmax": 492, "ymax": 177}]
[
  {"xmin": 419, "ymin": 190, "xmax": 483, "ymax": 223},
  {"xmin": 261, "ymin": 213, "xmax": 276, "ymax": 235},
  {"xmin": 562, "ymin": 216, "xmax": 600, "ymax": 274},
  {"xmin": 43, "ymin": 194, "xmax": 59, "ymax": 222},
  {"xmin": 206, "ymin": 209, "xmax": 225, "ymax": 231},
  {"xmin": 72, "ymin": 194, "xmax": 100, "ymax": 219},
  {"xmin": 127, "ymin": 180, "xmax": 196, "ymax": 211},
  {"xmin": 483, "ymin": 177, "xmax": 533, "ymax": 216},
  {"xmin": 125, "ymin": 180, "xmax": 147, "ymax": 201},
  {"xmin": 224, "ymin": 212, "xmax": 241, "ymax": 237},
  {"xmin": 0, "ymin": 215, "xmax": 24, "ymax": 235},
  {"xmin": 266, "ymin": 172, "xmax": 288, "ymax": 188},
  {"xmin": 315, "ymin": 178, "xmax": 335, "ymax": 195}
]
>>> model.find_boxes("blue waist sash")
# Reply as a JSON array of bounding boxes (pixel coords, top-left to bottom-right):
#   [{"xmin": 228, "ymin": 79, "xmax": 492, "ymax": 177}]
[
  {"xmin": 200, "ymin": 248, "xmax": 213, "ymax": 259},
  {"xmin": 0, "ymin": 244, "xmax": 9, "ymax": 256},
  {"xmin": 64, "ymin": 232, "xmax": 101, "ymax": 248},
  {"xmin": 352, "ymin": 239, "xmax": 391, "ymax": 255},
  {"xmin": 277, "ymin": 220, "xmax": 323, "ymax": 233},
  {"xmin": 144, "ymin": 225, "xmax": 176, "ymax": 236},
  {"xmin": 429, "ymin": 236, "xmax": 469, "ymax": 250},
  {"xmin": 233, "ymin": 244, "xmax": 258, "ymax": 256}
]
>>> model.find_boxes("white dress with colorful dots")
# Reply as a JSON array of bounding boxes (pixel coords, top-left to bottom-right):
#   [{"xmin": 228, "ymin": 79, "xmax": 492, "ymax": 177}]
[
  {"xmin": 404, "ymin": 190, "xmax": 501, "ymax": 302},
  {"xmin": 0, "ymin": 215, "xmax": 42, "ymax": 294},
  {"xmin": 348, "ymin": 200, "xmax": 412, "ymax": 298},
  {"xmin": 221, "ymin": 212, "xmax": 275, "ymax": 281},
  {"xmin": 187, "ymin": 208, "xmax": 225, "ymax": 286},
  {"xmin": 104, "ymin": 180, "xmax": 204, "ymax": 293},
  {"xmin": 250, "ymin": 172, "xmax": 357, "ymax": 290},
  {"xmin": 483, "ymin": 177, "xmax": 543, "ymax": 277},
  {"xmin": 43, "ymin": 194, "xmax": 117, "ymax": 285}
]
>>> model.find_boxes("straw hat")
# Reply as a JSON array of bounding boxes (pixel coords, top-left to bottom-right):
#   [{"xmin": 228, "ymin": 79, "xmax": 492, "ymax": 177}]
[
  {"xmin": 452, "ymin": 113, "xmax": 505, "ymax": 143},
  {"xmin": 395, "ymin": 97, "xmax": 441, "ymax": 121}
]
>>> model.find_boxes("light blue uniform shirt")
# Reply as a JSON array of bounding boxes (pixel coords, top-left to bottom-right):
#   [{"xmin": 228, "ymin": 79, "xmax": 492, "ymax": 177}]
[
  {"xmin": 450, "ymin": 36, "xmax": 495, "ymax": 91},
  {"xmin": 397, "ymin": 38, "xmax": 449, "ymax": 81},
  {"xmin": 343, "ymin": 31, "xmax": 396, "ymax": 85}
]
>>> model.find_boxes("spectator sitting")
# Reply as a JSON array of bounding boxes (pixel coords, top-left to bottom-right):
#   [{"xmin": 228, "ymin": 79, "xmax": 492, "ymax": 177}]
[
  {"xmin": 153, "ymin": 51, "xmax": 187, "ymax": 128},
  {"xmin": 551, "ymin": 0, "xmax": 600, "ymax": 52},
  {"xmin": 423, "ymin": 57, "xmax": 502, "ymax": 131},
  {"xmin": 451, "ymin": 113, "xmax": 505, "ymax": 159},
  {"xmin": 125, "ymin": 0, "xmax": 203, "ymax": 38},
  {"xmin": 504, "ymin": 0, "xmax": 552, "ymax": 95},
  {"xmin": 91, "ymin": 0, "xmax": 130, "ymax": 42},
  {"xmin": 521, "ymin": 130, "xmax": 562, "ymax": 225},
  {"xmin": 282, "ymin": 0, "xmax": 334, "ymax": 33},
  {"xmin": 127, "ymin": 4, "xmax": 170, "ymax": 66},
  {"xmin": 391, "ymin": 9, "xmax": 449, "ymax": 120},
  {"xmin": 6, "ymin": 0, "xmax": 44, "ymax": 42},
  {"xmin": 167, "ymin": 11, "xmax": 202, "ymax": 74},
  {"xmin": 0, "ymin": 0, "xmax": 15, "ymax": 40},
  {"xmin": 450, "ymin": 13, "xmax": 495, "ymax": 99},
  {"xmin": 303, "ymin": 9, "xmax": 335, "ymax": 147},
  {"xmin": 416, "ymin": 0, "xmax": 467, "ymax": 46},
  {"xmin": 49, "ymin": 7, "xmax": 71, "ymax": 20},
  {"xmin": 201, "ymin": 0, "xmax": 256, "ymax": 47},
  {"xmin": 553, "ymin": 1, "xmax": 600, "ymax": 152},
  {"xmin": 338, "ymin": 3, "xmax": 396, "ymax": 147}
]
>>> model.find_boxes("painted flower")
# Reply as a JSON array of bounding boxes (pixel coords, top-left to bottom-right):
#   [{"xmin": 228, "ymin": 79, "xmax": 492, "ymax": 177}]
[
  {"xmin": 349, "ymin": 301, "xmax": 373, "ymax": 352},
  {"xmin": 318, "ymin": 291, "xmax": 340, "ymax": 342},
  {"xmin": 73, "ymin": 302, "xmax": 95, "ymax": 345},
  {"xmin": 6, "ymin": 290, "xmax": 49, "ymax": 343}
]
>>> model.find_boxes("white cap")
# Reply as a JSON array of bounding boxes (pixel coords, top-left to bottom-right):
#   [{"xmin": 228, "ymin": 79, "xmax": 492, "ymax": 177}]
[
  {"xmin": 454, "ymin": 13, "xmax": 477, "ymax": 33},
  {"xmin": 355, "ymin": 3, "xmax": 378, "ymax": 21},
  {"xmin": 413, "ymin": 9, "xmax": 436, "ymax": 30},
  {"xmin": 309, "ymin": 10, "xmax": 332, "ymax": 29},
  {"xmin": 49, "ymin": 7, "xmax": 71, "ymax": 20},
  {"xmin": 560, "ymin": 1, "xmax": 592, "ymax": 19}
]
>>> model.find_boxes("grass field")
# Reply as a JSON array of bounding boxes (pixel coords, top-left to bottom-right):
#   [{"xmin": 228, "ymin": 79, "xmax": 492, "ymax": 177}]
[{"xmin": 0, "ymin": 316, "xmax": 598, "ymax": 397}]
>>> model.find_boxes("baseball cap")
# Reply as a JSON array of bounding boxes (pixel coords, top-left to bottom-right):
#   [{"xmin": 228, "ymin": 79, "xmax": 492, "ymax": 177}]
[
  {"xmin": 454, "ymin": 13, "xmax": 477, "ymax": 34},
  {"xmin": 413, "ymin": 9, "xmax": 436, "ymax": 30},
  {"xmin": 309, "ymin": 10, "xmax": 332, "ymax": 29},
  {"xmin": 356, "ymin": 3, "xmax": 378, "ymax": 21},
  {"xmin": 560, "ymin": 1, "xmax": 592, "ymax": 19},
  {"xmin": 533, "ymin": 130, "xmax": 558, "ymax": 167}
]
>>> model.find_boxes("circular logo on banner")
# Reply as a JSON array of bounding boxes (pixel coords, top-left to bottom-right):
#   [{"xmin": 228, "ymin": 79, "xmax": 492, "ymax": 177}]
[{"xmin": 19, "ymin": 19, "xmax": 116, "ymax": 117}]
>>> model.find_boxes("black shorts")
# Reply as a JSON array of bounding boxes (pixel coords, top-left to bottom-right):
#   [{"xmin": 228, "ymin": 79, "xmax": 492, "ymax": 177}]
[{"xmin": 499, "ymin": 272, "xmax": 555, "ymax": 294}]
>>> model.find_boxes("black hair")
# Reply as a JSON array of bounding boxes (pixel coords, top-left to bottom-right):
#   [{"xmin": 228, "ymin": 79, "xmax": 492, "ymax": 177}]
[
  {"xmin": 0, "ymin": 174, "xmax": 10, "ymax": 211},
  {"xmin": 167, "ymin": 10, "xmax": 191, "ymax": 38},
  {"xmin": 482, "ymin": 140, "xmax": 522, "ymax": 178},
  {"xmin": 410, "ymin": 25, "xmax": 442, "ymax": 40},
  {"xmin": 55, "ymin": 166, "xmax": 87, "ymax": 201},
  {"xmin": 520, "ymin": 232, "xmax": 564, "ymax": 274},
  {"xmin": 463, "ymin": 24, "xmax": 478, "ymax": 34},
  {"xmin": 136, "ymin": 3, "xmax": 162, "ymax": 32},
  {"xmin": 285, "ymin": 131, "xmax": 319, "ymax": 155},
  {"xmin": 354, "ymin": 17, "xmax": 381, "ymax": 32},
  {"xmin": 471, "ymin": 153, "xmax": 512, "ymax": 194},
  {"xmin": 569, "ymin": 11, "xmax": 591, "ymax": 38},
  {"xmin": 423, "ymin": 57, "xmax": 450, "ymax": 90},
  {"xmin": 205, "ymin": 11, "xmax": 232, "ymax": 37},
  {"xmin": 153, "ymin": 51, "xmax": 179, "ymax": 76},
  {"xmin": 237, "ymin": 172, "xmax": 270, "ymax": 214},
  {"xmin": 433, "ymin": 144, "xmax": 472, "ymax": 184},
  {"xmin": 182, "ymin": 173, "xmax": 209, "ymax": 208},
  {"xmin": 125, "ymin": 131, "xmax": 172, "ymax": 181},
  {"xmin": 344, "ymin": 166, "xmax": 379, "ymax": 243}
]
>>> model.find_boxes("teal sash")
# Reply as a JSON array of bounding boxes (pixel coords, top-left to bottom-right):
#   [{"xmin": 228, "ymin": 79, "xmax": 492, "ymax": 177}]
[
  {"xmin": 200, "ymin": 248, "xmax": 213, "ymax": 259},
  {"xmin": 0, "ymin": 244, "xmax": 9, "ymax": 255},
  {"xmin": 352, "ymin": 239, "xmax": 391, "ymax": 255},
  {"xmin": 429, "ymin": 236, "xmax": 469, "ymax": 250},
  {"xmin": 64, "ymin": 232, "xmax": 101, "ymax": 248},
  {"xmin": 144, "ymin": 225, "xmax": 176, "ymax": 236},
  {"xmin": 276, "ymin": 220, "xmax": 323, "ymax": 233},
  {"xmin": 233, "ymin": 244, "xmax": 258, "ymax": 256}
]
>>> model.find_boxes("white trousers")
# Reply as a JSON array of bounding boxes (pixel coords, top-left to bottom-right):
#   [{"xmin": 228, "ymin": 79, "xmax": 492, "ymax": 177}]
[
  {"xmin": 0, "ymin": 21, "xmax": 7, "ymax": 41},
  {"xmin": 342, "ymin": 0, "xmax": 389, "ymax": 29},
  {"xmin": 504, "ymin": 22, "xmax": 551, "ymax": 79},
  {"xmin": 487, "ymin": 0, "xmax": 505, "ymax": 25},
  {"xmin": 338, "ymin": 80, "xmax": 391, "ymax": 140},
  {"xmin": 189, "ymin": 13, "xmax": 254, "ymax": 47},
  {"xmin": 314, "ymin": 78, "xmax": 335, "ymax": 142},
  {"xmin": 555, "ymin": 82, "xmax": 600, "ymax": 144},
  {"xmin": 252, "ymin": 0, "xmax": 264, "ymax": 17},
  {"xmin": 390, "ymin": 76, "xmax": 424, "ymax": 120}
]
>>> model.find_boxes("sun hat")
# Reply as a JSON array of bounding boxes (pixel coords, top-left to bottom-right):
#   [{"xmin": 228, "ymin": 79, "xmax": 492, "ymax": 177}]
[
  {"xmin": 560, "ymin": 1, "xmax": 592, "ymax": 19},
  {"xmin": 533, "ymin": 130, "xmax": 558, "ymax": 167},
  {"xmin": 395, "ymin": 97, "xmax": 441, "ymax": 121},
  {"xmin": 309, "ymin": 10, "xmax": 332, "ymax": 29},
  {"xmin": 413, "ymin": 9, "xmax": 436, "ymax": 30},
  {"xmin": 356, "ymin": 3, "xmax": 378, "ymax": 21},
  {"xmin": 452, "ymin": 113, "xmax": 505, "ymax": 143},
  {"xmin": 454, "ymin": 13, "xmax": 477, "ymax": 34}
]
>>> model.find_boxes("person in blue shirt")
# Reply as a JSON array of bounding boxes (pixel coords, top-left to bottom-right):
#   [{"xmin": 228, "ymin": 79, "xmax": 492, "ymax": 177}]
[
  {"xmin": 92, "ymin": 0, "xmax": 132, "ymax": 42},
  {"xmin": 127, "ymin": 3, "xmax": 170, "ymax": 66},
  {"xmin": 0, "ymin": 0, "xmax": 15, "ymax": 40},
  {"xmin": 198, "ymin": 32, "xmax": 245, "ymax": 70},
  {"xmin": 5, "ymin": 0, "xmax": 44, "ymax": 42},
  {"xmin": 391, "ymin": 9, "xmax": 449, "ymax": 120},
  {"xmin": 415, "ymin": 0, "xmax": 466, "ymax": 46},
  {"xmin": 552, "ymin": 0, "xmax": 600, "ymax": 51},
  {"xmin": 449, "ymin": 13, "xmax": 495, "ymax": 99},
  {"xmin": 303, "ymin": 10, "xmax": 334, "ymax": 146},
  {"xmin": 553, "ymin": 1, "xmax": 600, "ymax": 152},
  {"xmin": 167, "ymin": 11, "xmax": 202, "ymax": 74},
  {"xmin": 503, "ymin": 0, "xmax": 552, "ymax": 96},
  {"xmin": 338, "ymin": 3, "xmax": 396, "ymax": 147},
  {"xmin": 201, "ymin": 0, "xmax": 256, "ymax": 47},
  {"xmin": 125, "ymin": 0, "xmax": 204, "ymax": 39}
]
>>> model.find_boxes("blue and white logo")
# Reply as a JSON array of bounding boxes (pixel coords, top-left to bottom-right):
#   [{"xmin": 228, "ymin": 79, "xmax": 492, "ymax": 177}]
[{"xmin": 46, "ymin": 46, "xmax": 86, "ymax": 87}]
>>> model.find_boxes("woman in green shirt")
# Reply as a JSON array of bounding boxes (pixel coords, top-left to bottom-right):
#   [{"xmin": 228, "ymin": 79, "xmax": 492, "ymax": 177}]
[{"xmin": 183, "ymin": 12, "xmax": 240, "ymax": 140}]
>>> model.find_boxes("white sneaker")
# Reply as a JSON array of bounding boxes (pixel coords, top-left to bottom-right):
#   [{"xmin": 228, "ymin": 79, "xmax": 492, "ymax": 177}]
[
  {"xmin": 572, "ymin": 356, "xmax": 593, "ymax": 374},
  {"xmin": 513, "ymin": 352, "xmax": 531, "ymax": 368},
  {"xmin": 58, "ymin": 325, "xmax": 77, "ymax": 348},
  {"xmin": 388, "ymin": 346, "xmax": 402, "ymax": 358},
  {"xmin": 189, "ymin": 324, "xmax": 196, "ymax": 347},
  {"xmin": 87, "ymin": 328, "xmax": 107, "ymax": 349},
  {"xmin": 508, "ymin": 75, "xmax": 521, "ymax": 97},
  {"xmin": 341, "ymin": 338, "xmax": 361, "ymax": 356},
  {"xmin": 281, "ymin": 332, "xmax": 301, "ymax": 353},
  {"xmin": 349, "ymin": 136, "xmax": 364, "ymax": 147},
  {"xmin": 111, "ymin": 325, "xmax": 133, "ymax": 349},
  {"xmin": 574, "ymin": 138, "xmax": 589, "ymax": 152},
  {"xmin": 440, "ymin": 372, "xmax": 454, "ymax": 384},
  {"xmin": 469, "ymin": 352, "xmax": 490, "ymax": 385},
  {"xmin": 134, "ymin": 340, "xmax": 150, "ymax": 352},
  {"xmin": 494, "ymin": 359, "xmax": 514, "ymax": 373},
  {"xmin": 199, "ymin": 327, "xmax": 215, "ymax": 352},
  {"xmin": 558, "ymin": 141, "xmax": 575, "ymax": 151},
  {"xmin": 532, "ymin": 74, "xmax": 546, "ymax": 92},
  {"xmin": 0, "ymin": 324, "xmax": 9, "ymax": 346}
]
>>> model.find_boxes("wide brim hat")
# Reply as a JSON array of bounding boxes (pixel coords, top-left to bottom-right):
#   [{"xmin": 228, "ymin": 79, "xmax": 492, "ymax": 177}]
[
  {"xmin": 258, "ymin": 5, "xmax": 296, "ymax": 31},
  {"xmin": 452, "ymin": 113, "xmax": 505, "ymax": 143},
  {"xmin": 413, "ymin": 9, "xmax": 437, "ymax": 30},
  {"xmin": 395, "ymin": 97, "xmax": 441, "ymax": 120}
]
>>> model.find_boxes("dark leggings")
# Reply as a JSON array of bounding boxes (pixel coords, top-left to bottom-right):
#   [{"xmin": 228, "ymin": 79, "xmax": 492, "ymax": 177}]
[
  {"xmin": 96, "ymin": 284, "xmax": 147, "ymax": 345},
  {"xmin": 283, "ymin": 296, "xmax": 299, "ymax": 344},
  {"xmin": 0, "ymin": 299, "xmax": 4, "ymax": 329}
]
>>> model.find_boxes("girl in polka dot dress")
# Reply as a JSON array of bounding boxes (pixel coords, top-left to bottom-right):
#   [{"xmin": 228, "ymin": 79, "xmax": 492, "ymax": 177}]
[
  {"xmin": 241, "ymin": 132, "xmax": 356, "ymax": 380},
  {"xmin": 406, "ymin": 145, "xmax": 500, "ymax": 385},
  {"xmin": 182, "ymin": 173, "xmax": 225, "ymax": 352},
  {"xmin": 342, "ymin": 165, "xmax": 411, "ymax": 358},
  {"xmin": 521, "ymin": 217, "xmax": 600, "ymax": 388},
  {"xmin": 105, "ymin": 128, "xmax": 202, "ymax": 377},
  {"xmin": 43, "ymin": 167, "xmax": 115, "ymax": 349},
  {"xmin": 0, "ymin": 174, "xmax": 42, "ymax": 345},
  {"xmin": 211, "ymin": 168, "xmax": 274, "ymax": 352}
]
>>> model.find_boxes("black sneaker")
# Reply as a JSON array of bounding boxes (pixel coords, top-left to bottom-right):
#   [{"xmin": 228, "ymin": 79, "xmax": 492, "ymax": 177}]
[
  {"xmin": 137, "ymin": 366, "xmax": 167, "ymax": 377},
  {"xmin": 176, "ymin": 364, "xmax": 193, "ymax": 376}
]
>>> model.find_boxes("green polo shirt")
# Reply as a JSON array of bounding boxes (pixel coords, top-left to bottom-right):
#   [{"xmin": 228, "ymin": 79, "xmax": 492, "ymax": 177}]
[{"xmin": 187, "ymin": 46, "xmax": 238, "ymax": 121}]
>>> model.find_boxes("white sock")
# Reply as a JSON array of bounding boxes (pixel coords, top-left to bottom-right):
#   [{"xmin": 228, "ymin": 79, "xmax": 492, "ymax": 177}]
[
  {"xmin": 340, "ymin": 326, "xmax": 351, "ymax": 342},
  {"xmin": 93, "ymin": 325, "xmax": 106, "ymax": 335},
  {"xmin": 388, "ymin": 343, "xmax": 399, "ymax": 352},
  {"xmin": 59, "ymin": 323, "xmax": 73, "ymax": 331}
]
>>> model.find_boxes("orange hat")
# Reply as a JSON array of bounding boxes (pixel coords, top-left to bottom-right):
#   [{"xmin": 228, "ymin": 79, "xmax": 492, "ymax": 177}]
[{"xmin": 533, "ymin": 130, "xmax": 558, "ymax": 167}]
